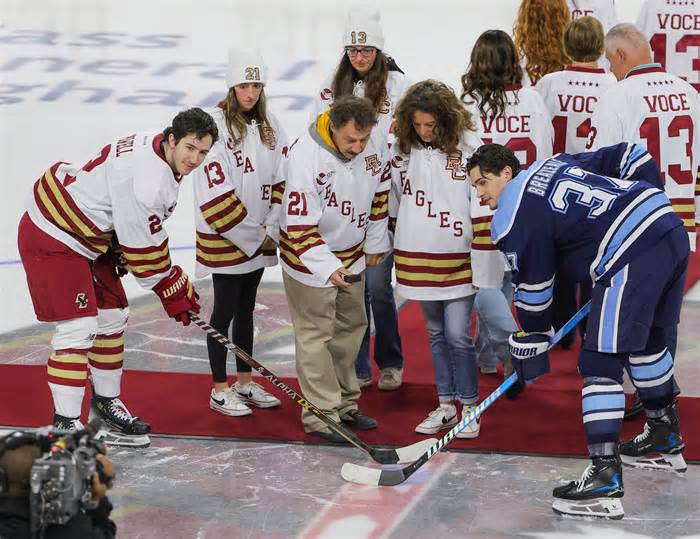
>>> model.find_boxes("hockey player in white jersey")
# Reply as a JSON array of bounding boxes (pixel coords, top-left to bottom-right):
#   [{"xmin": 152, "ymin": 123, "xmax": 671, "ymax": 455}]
[
  {"xmin": 567, "ymin": 0, "xmax": 619, "ymax": 32},
  {"xmin": 389, "ymin": 80, "xmax": 516, "ymax": 438},
  {"xmin": 280, "ymin": 96, "xmax": 391, "ymax": 441},
  {"xmin": 592, "ymin": 23, "xmax": 699, "ymax": 248},
  {"xmin": 17, "ymin": 108, "xmax": 218, "ymax": 447},
  {"xmin": 637, "ymin": 0, "xmax": 700, "ymax": 92},
  {"xmin": 461, "ymin": 30, "xmax": 554, "ymax": 168},
  {"xmin": 537, "ymin": 16, "xmax": 616, "ymax": 154},
  {"xmin": 192, "ymin": 49, "xmax": 286, "ymax": 417},
  {"xmin": 310, "ymin": 6, "xmax": 409, "ymax": 391}
]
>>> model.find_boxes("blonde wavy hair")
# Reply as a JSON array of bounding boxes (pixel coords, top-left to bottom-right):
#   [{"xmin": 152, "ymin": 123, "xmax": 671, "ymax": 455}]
[
  {"xmin": 394, "ymin": 79, "xmax": 476, "ymax": 156},
  {"xmin": 513, "ymin": 0, "xmax": 571, "ymax": 84}
]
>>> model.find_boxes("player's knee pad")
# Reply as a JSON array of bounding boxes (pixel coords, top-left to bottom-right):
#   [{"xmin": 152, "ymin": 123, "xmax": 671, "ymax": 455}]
[
  {"xmin": 52, "ymin": 316, "xmax": 99, "ymax": 351},
  {"xmin": 579, "ymin": 349, "xmax": 625, "ymax": 384},
  {"xmin": 96, "ymin": 307, "xmax": 129, "ymax": 335}
]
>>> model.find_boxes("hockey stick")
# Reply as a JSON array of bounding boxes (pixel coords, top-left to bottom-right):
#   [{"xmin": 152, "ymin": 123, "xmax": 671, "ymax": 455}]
[
  {"xmin": 188, "ymin": 312, "xmax": 437, "ymax": 464},
  {"xmin": 341, "ymin": 300, "xmax": 592, "ymax": 486}
]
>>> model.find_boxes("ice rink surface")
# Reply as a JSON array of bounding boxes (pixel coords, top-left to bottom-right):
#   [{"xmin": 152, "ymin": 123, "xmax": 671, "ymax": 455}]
[{"xmin": 1, "ymin": 0, "xmax": 699, "ymax": 537}]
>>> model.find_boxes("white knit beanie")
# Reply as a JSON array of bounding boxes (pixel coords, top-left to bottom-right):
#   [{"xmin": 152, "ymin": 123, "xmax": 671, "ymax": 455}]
[
  {"xmin": 342, "ymin": 7, "xmax": 384, "ymax": 50},
  {"xmin": 226, "ymin": 48, "xmax": 267, "ymax": 88}
]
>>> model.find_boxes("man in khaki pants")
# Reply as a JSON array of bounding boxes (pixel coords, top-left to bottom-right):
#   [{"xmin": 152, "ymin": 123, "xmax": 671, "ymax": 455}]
[{"xmin": 279, "ymin": 96, "xmax": 391, "ymax": 441}]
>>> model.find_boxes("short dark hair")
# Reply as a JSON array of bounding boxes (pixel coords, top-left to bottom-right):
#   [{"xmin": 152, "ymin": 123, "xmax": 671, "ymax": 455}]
[
  {"xmin": 466, "ymin": 143, "xmax": 521, "ymax": 177},
  {"xmin": 163, "ymin": 107, "xmax": 219, "ymax": 145},
  {"xmin": 329, "ymin": 95, "xmax": 378, "ymax": 131}
]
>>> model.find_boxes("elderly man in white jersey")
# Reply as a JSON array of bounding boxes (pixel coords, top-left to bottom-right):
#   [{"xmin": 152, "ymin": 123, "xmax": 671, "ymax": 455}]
[
  {"xmin": 637, "ymin": 0, "xmax": 700, "ymax": 93},
  {"xmin": 17, "ymin": 108, "xmax": 218, "ymax": 447},
  {"xmin": 280, "ymin": 95, "xmax": 391, "ymax": 442},
  {"xmin": 591, "ymin": 22, "xmax": 700, "ymax": 417}
]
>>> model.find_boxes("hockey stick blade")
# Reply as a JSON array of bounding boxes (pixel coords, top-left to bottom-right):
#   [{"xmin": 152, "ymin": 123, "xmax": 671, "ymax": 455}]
[
  {"xmin": 189, "ymin": 313, "xmax": 433, "ymax": 464},
  {"xmin": 340, "ymin": 301, "xmax": 592, "ymax": 486}
]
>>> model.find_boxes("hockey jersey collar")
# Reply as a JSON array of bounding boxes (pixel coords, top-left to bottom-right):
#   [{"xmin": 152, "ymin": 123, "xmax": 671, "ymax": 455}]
[
  {"xmin": 491, "ymin": 159, "xmax": 545, "ymax": 244},
  {"xmin": 152, "ymin": 133, "xmax": 183, "ymax": 183},
  {"xmin": 624, "ymin": 63, "xmax": 664, "ymax": 80},
  {"xmin": 310, "ymin": 110, "xmax": 350, "ymax": 163},
  {"xmin": 564, "ymin": 65, "xmax": 605, "ymax": 74}
]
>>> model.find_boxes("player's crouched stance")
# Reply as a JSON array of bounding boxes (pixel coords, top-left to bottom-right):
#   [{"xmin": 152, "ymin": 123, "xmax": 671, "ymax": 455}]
[
  {"xmin": 17, "ymin": 108, "xmax": 218, "ymax": 448},
  {"xmin": 468, "ymin": 143, "xmax": 687, "ymax": 519}
]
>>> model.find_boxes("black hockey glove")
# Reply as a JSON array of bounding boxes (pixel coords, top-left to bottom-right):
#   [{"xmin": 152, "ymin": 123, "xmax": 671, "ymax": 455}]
[{"xmin": 508, "ymin": 331, "xmax": 550, "ymax": 383}]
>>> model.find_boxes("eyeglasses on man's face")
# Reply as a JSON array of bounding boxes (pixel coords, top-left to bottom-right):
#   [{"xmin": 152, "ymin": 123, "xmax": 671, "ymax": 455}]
[{"xmin": 345, "ymin": 46, "xmax": 377, "ymax": 58}]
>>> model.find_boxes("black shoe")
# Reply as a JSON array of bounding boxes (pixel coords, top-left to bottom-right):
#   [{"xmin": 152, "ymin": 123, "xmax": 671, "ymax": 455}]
[
  {"xmin": 618, "ymin": 401, "xmax": 686, "ymax": 472},
  {"xmin": 52, "ymin": 414, "xmax": 83, "ymax": 431},
  {"xmin": 91, "ymin": 395, "xmax": 151, "ymax": 435},
  {"xmin": 552, "ymin": 456, "xmax": 624, "ymax": 519},
  {"xmin": 340, "ymin": 409, "xmax": 377, "ymax": 430},
  {"xmin": 308, "ymin": 429, "xmax": 348, "ymax": 443},
  {"xmin": 623, "ymin": 390, "xmax": 643, "ymax": 420}
]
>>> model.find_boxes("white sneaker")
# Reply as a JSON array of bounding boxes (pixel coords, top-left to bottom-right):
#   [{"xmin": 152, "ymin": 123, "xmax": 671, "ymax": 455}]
[
  {"xmin": 415, "ymin": 403, "xmax": 458, "ymax": 434},
  {"xmin": 210, "ymin": 388, "xmax": 252, "ymax": 416},
  {"xmin": 233, "ymin": 381, "xmax": 281, "ymax": 408},
  {"xmin": 456, "ymin": 404, "xmax": 481, "ymax": 439}
]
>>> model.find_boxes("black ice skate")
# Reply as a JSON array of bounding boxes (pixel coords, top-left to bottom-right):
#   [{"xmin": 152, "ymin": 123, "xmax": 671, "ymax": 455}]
[
  {"xmin": 552, "ymin": 456, "xmax": 624, "ymax": 519},
  {"xmin": 52, "ymin": 414, "xmax": 84, "ymax": 431},
  {"xmin": 90, "ymin": 395, "xmax": 151, "ymax": 448},
  {"xmin": 618, "ymin": 401, "xmax": 686, "ymax": 473}
]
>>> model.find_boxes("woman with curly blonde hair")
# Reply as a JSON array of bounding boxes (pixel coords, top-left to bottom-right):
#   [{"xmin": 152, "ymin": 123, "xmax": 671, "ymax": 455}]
[
  {"xmin": 513, "ymin": 0, "xmax": 571, "ymax": 85},
  {"xmin": 389, "ymin": 80, "xmax": 511, "ymax": 438}
]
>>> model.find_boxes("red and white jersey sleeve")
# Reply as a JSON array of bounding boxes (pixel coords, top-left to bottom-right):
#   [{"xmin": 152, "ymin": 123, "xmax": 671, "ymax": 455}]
[
  {"xmin": 536, "ymin": 66, "xmax": 616, "ymax": 154},
  {"xmin": 466, "ymin": 85, "xmax": 554, "ymax": 168},
  {"xmin": 26, "ymin": 131, "xmax": 179, "ymax": 290},
  {"xmin": 389, "ymin": 131, "xmax": 503, "ymax": 301},
  {"xmin": 567, "ymin": 0, "xmax": 619, "ymax": 31},
  {"xmin": 279, "ymin": 129, "xmax": 390, "ymax": 288},
  {"xmin": 637, "ymin": 0, "xmax": 700, "ymax": 92},
  {"xmin": 591, "ymin": 66, "xmax": 700, "ymax": 247},
  {"xmin": 310, "ymin": 69, "xmax": 411, "ymax": 148},
  {"xmin": 192, "ymin": 108, "xmax": 286, "ymax": 277}
]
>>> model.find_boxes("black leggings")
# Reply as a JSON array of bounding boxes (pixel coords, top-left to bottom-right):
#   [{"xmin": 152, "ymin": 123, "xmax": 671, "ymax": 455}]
[{"xmin": 207, "ymin": 269, "xmax": 264, "ymax": 383}]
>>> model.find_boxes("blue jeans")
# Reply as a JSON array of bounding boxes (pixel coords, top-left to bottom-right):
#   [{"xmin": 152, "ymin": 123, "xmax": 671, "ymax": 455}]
[
  {"xmin": 419, "ymin": 295, "xmax": 478, "ymax": 404},
  {"xmin": 355, "ymin": 254, "xmax": 404, "ymax": 378},
  {"xmin": 475, "ymin": 272, "xmax": 517, "ymax": 370}
]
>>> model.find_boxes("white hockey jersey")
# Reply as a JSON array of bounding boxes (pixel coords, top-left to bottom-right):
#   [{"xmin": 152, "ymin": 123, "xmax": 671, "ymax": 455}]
[
  {"xmin": 279, "ymin": 111, "xmax": 391, "ymax": 288},
  {"xmin": 388, "ymin": 131, "xmax": 504, "ymax": 301},
  {"xmin": 464, "ymin": 84, "xmax": 554, "ymax": 168},
  {"xmin": 26, "ymin": 131, "xmax": 181, "ymax": 290},
  {"xmin": 192, "ymin": 107, "xmax": 288, "ymax": 277},
  {"xmin": 567, "ymin": 0, "xmax": 619, "ymax": 31},
  {"xmin": 536, "ymin": 65, "xmax": 616, "ymax": 154},
  {"xmin": 310, "ymin": 68, "xmax": 411, "ymax": 147},
  {"xmin": 637, "ymin": 0, "xmax": 700, "ymax": 92},
  {"xmin": 591, "ymin": 64, "xmax": 700, "ymax": 246}
]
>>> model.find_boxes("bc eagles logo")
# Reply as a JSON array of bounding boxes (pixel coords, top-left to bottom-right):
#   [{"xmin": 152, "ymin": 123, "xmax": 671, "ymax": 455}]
[{"xmin": 75, "ymin": 292, "xmax": 89, "ymax": 309}]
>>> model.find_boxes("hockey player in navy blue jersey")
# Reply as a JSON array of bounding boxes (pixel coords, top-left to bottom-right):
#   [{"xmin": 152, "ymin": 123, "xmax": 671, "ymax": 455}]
[{"xmin": 466, "ymin": 143, "xmax": 688, "ymax": 520}]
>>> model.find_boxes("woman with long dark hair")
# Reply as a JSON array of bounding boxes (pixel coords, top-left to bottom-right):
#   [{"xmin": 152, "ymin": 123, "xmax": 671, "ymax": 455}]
[
  {"xmin": 311, "ymin": 8, "xmax": 409, "ymax": 392},
  {"xmin": 192, "ymin": 49, "xmax": 287, "ymax": 417}
]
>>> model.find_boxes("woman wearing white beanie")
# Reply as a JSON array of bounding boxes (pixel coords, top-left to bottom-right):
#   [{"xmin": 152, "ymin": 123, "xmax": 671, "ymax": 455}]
[
  {"xmin": 310, "ymin": 6, "xmax": 410, "ymax": 393},
  {"xmin": 191, "ymin": 48, "xmax": 288, "ymax": 417}
]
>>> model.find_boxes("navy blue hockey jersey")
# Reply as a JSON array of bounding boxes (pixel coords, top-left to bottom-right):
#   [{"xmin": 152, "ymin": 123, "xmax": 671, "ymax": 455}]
[{"xmin": 491, "ymin": 143, "xmax": 684, "ymax": 334}]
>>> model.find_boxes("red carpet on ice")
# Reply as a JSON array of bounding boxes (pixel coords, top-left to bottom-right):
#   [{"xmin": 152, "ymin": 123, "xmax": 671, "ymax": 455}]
[{"xmin": 1, "ymin": 248, "xmax": 699, "ymax": 460}]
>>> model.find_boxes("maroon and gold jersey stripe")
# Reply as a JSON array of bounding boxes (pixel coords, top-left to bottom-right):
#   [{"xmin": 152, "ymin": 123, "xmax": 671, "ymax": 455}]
[
  {"xmin": 472, "ymin": 215, "xmax": 497, "ymax": 251},
  {"xmin": 370, "ymin": 190, "xmax": 389, "ymax": 221},
  {"xmin": 200, "ymin": 191, "xmax": 248, "ymax": 234},
  {"xmin": 271, "ymin": 181, "xmax": 285, "ymax": 205},
  {"xmin": 394, "ymin": 249, "xmax": 472, "ymax": 288},
  {"xmin": 121, "ymin": 239, "xmax": 171, "ymax": 278},
  {"xmin": 670, "ymin": 197, "xmax": 695, "ymax": 232},
  {"xmin": 196, "ymin": 231, "xmax": 272, "ymax": 268},
  {"xmin": 33, "ymin": 165, "xmax": 112, "ymax": 254}
]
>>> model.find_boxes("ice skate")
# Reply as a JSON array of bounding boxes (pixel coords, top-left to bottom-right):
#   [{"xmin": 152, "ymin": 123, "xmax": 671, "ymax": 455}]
[
  {"xmin": 90, "ymin": 395, "xmax": 151, "ymax": 448},
  {"xmin": 552, "ymin": 456, "xmax": 624, "ymax": 519},
  {"xmin": 52, "ymin": 414, "xmax": 85, "ymax": 431},
  {"xmin": 619, "ymin": 401, "xmax": 686, "ymax": 473}
]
